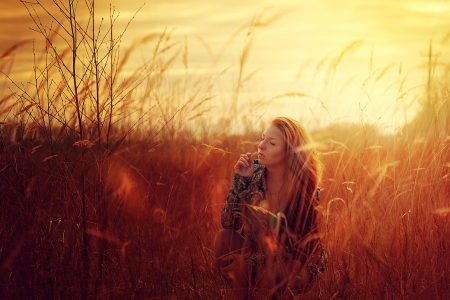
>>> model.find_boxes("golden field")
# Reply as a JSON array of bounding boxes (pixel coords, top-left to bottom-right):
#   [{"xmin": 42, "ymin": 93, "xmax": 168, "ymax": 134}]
[{"xmin": 1, "ymin": 1, "xmax": 449, "ymax": 299}]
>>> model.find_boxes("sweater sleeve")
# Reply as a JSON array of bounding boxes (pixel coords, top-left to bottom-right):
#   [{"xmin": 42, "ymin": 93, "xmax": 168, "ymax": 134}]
[{"xmin": 220, "ymin": 173, "xmax": 252, "ymax": 230}]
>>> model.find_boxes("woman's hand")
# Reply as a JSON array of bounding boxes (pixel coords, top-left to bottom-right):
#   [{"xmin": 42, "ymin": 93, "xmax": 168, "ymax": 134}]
[
  {"xmin": 219, "ymin": 253, "xmax": 245, "ymax": 281},
  {"xmin": 234, "ymin": 152, "xmax": 254, "ymax": 177},
  {"xmin": 269, "ymin": 259, "xmax": 314, "ymax": 294}
]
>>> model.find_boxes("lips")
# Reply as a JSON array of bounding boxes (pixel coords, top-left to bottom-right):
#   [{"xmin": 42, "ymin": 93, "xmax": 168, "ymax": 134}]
[{"xmin": 258, "ymin": 152, "xmax": 265, "ymax": 157}]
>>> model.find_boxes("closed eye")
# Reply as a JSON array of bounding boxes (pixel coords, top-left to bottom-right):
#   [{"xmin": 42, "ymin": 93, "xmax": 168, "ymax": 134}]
[{"xmin": 260, "ymin": 137, "xmax": 275, "ymax": 145}]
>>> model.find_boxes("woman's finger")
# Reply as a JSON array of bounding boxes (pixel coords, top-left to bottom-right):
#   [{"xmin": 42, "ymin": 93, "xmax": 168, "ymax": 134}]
[
  {"xmin": 236, "ymin": 157, "xmax": 248, "ymax": 168},
  {"xmin": 220, "ymin": 262, "xmax": 234, "ymax": 273},
  {"xmin": 234, "ymin": 153, "xmax": 254, "ymax": 176},
  {"xmin": 221, "ymin": 254, "xmax": 235, "ymax": 263},
  {"xmin": 220, "ymin": 261, "xmax": 238, "ymax": 278}
]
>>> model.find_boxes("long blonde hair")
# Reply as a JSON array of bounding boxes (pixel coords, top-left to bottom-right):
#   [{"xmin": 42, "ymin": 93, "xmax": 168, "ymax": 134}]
[{"xmin": 271, "ymin": 117, "xmax": 322, "ymax": 257}]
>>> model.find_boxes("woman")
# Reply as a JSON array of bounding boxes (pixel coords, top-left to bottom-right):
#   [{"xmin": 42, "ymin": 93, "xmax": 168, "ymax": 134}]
[{"xmin": 214, "ymin": 117, "xmax": 328, "ymax": 299}]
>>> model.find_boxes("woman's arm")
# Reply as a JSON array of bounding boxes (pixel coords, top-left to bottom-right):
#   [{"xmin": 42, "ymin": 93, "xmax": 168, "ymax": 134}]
[
  {"xmin": 221, "ymin": 174, "xmax": 252, "ymax": 230},
  {"xmin": 221, "ymin": 154, "xmax": 256, "ymax": 230}
]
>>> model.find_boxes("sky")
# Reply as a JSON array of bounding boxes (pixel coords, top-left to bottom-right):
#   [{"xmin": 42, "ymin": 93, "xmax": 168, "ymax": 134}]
[{"xmin": 1, "ymin": 0, "xmax": 450, "ymax": 133}]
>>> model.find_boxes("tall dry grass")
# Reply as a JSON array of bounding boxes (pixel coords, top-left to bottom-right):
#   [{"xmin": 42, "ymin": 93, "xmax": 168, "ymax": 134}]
[{"xmin": 1, "ymin": 1, "xmax": 450, "ymax": 299}]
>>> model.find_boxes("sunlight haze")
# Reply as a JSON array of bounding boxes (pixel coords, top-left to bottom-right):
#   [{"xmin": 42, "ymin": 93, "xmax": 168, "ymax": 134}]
[{"xmin": 1, "ymin": 0, "xmax": 450, "ymax": 133}]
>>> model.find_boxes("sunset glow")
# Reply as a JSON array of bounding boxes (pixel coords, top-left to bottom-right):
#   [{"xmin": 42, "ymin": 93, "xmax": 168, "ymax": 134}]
[{"xmin": 1, "ymin": 0, "xmax": 449, "ymax": 134}]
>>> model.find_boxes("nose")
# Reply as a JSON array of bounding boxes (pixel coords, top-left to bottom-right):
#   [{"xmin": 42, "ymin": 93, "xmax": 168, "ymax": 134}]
[{"xmin": 258, "ymin": 140, "xmax": 265, "ymax": 150}]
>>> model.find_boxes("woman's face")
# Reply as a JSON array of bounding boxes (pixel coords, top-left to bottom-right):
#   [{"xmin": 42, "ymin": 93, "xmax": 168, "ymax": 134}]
[{"xmin": 257, "ymin": 124, "xmax": 285, "ymax": 169}]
